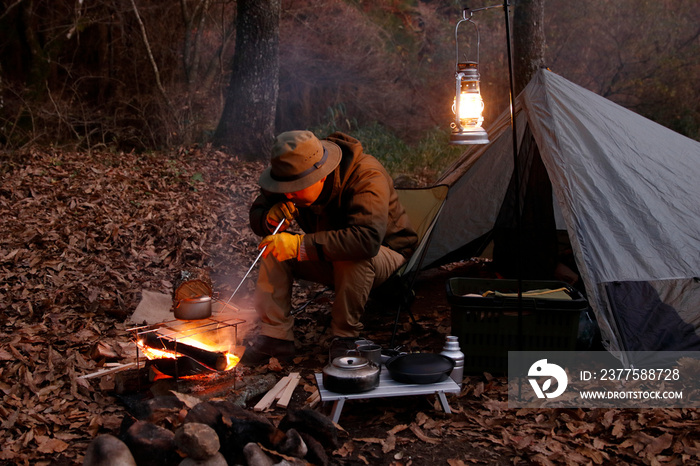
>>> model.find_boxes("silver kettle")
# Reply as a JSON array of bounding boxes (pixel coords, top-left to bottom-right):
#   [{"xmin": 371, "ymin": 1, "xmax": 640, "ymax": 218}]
[{"xmin": 322, "ymin": 356, "xmax": 380, "ymax": 394}]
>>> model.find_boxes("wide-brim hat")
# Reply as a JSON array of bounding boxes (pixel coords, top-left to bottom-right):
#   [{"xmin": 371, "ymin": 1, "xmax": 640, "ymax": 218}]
[{"xmin": 259, "ymin": 130, "xmax": 342, "ymax": 193}]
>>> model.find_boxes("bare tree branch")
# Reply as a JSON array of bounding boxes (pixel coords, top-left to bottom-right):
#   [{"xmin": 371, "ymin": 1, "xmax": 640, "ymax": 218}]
[
  {"xmin": 0, "ymin": 0, "xmax": 25, "ymax": 21},
  {"xmin": 128, "ymin": 0, "xmax": 173, "ymax": 112}
]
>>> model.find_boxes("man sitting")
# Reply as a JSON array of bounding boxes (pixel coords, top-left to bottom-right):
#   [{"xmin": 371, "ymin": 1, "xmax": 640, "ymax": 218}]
[{"xmin": 241, "ymin": 130, "xmax": 418, "ymax": 364}]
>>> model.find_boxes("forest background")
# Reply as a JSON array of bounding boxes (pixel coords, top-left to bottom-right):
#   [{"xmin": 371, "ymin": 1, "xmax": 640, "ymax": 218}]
[{"xmin": 1, "ymin": 0, "xmax": 699, "ymax": 180}]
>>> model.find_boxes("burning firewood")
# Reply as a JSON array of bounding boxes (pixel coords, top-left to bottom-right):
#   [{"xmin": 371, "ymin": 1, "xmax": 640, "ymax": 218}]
[{"xmin": 140, "ymin": 332, "xmax": 227, "ymax": 371}]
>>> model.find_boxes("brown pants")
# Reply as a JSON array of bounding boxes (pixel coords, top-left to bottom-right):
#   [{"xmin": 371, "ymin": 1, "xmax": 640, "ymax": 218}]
[{"xmin": 254, "ymin": 246, "xmax": 406, "ymax": 341}]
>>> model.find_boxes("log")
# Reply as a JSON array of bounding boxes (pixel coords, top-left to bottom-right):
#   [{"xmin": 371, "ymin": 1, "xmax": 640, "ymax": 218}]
[
  {"xmin": 227, "ymin": 374, "xmax": 278, "ymax": 407},
  {"xmin": 254, "ymin": 376, "xmax": 291, "ymax": 412},
  {"xmin": 141, "ymin": 332, "xmax": 227, "ymax": 371},
  {"xmin": 180, "ymin": 367, "xmax": 241, "ymax": 398},
  {"xmin": 172, "ymin": 373, "xmax": 277, "ymax": 406},
  {"xmin": 147, "ymin": 357, "xmax": 213, "ymax": 378}
]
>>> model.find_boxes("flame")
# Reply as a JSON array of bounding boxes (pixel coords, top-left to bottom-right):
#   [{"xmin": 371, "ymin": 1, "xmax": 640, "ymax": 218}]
[
  {"xmin": 225, "ymin": 352, "xmax": 240, "ymax": 371},
  {"xmin": 176, "ymin": 337, "xmax": 240, "ymax": 370},
  {"xmin": 452, "ymin": 92, "xmax": 485, "ymax": 127},
  {"xmin": 137, "ymin": 339, "xmax": 178, "ymax": 360},
  {"xmin": 136, "ymin": 337, "xmax": 239, "ymax": 371}
]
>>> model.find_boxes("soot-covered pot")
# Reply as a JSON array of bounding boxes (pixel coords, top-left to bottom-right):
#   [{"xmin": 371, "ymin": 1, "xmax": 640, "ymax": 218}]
[{"xmin": 173, "ymin": 295, "xmax": 212, "ymax": 320}]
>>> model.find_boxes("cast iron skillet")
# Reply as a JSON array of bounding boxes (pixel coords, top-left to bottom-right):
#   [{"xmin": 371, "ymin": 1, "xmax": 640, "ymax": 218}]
[{"xmin": 385, "ymin": 353, "xmax": 455, "ymax": 384}]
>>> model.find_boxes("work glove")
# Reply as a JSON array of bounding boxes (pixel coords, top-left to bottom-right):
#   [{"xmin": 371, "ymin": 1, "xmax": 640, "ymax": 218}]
[
  {"xmin": 266, "ymin": 201, "xmax": 298, "ymax": 232},
  {"xmin": 259, "ymin": 232, "xmax": 303, "ymax": 262}
]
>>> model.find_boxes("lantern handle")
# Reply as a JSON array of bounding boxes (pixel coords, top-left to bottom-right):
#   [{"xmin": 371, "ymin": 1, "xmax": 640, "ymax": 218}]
[
  {"xmin": 455, "ymin": 9, "xmax": 480, "ymax": 67},
  {"xmin": 457, "ymin": 2, "xmax": 512, "ymax": 66}
]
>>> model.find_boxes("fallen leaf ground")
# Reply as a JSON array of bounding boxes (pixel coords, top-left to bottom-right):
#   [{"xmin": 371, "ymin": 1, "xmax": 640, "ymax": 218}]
[{"xmin": 1, "ymin": 147, "xmax": 700, "ymax": 465}]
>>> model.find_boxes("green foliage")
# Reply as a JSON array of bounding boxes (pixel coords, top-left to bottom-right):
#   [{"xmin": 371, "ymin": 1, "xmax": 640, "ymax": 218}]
[{"xmin": 368, "ymin": 126, "xmax": 465, "ymax": 183}]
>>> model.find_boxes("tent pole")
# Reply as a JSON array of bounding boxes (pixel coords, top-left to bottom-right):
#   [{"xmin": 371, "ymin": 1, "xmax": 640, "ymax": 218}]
[{"xmin": 503, "ymin": 1, "xmax": 523, "ymax": 352}]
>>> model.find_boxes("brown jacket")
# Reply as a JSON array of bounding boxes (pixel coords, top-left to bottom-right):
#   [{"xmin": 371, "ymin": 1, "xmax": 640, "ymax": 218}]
[{"xmin": 250, "ymin": 132, "xmax": 418, "ymax": 261}]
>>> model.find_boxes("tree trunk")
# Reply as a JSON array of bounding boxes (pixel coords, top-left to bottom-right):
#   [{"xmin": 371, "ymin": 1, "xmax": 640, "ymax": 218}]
[
  {"xmin": 513, "ymin": 0, "xmax": 545, "ymax": 95},
  {"xmin": 19, "ymin": 0, "xmax": 51, "ymax": 91},
  {"xmin": 214, "ymin": 0, "xmax": 280, "ymax": 160}
]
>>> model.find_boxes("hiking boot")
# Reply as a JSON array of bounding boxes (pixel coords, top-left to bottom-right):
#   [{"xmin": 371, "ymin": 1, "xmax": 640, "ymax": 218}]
[{"xmin": 239, "ymin": 335, "xmax": 295, "ymax": 365}]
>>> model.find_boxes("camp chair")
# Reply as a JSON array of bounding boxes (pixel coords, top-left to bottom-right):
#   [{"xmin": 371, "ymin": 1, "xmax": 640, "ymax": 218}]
[{"xmin": 377, "ymin": 184, "xmax": 449, "ymax": 347}]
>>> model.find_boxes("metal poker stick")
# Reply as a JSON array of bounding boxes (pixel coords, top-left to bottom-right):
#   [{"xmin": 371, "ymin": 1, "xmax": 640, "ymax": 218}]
[{"xmin": 225, "ymin": 219, "xmax": 285, "ymax": 306}]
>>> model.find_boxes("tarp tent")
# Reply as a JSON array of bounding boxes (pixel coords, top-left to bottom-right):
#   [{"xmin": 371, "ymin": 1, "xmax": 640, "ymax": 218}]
[{"xmin": 424, "ymin": 68, "xmax": 700, "ymax": 356}]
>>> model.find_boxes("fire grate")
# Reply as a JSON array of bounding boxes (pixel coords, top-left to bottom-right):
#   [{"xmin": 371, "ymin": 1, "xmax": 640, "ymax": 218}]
[{"xmin": 128, "ymin": 314, "xmax": 246, "ymax": 379}]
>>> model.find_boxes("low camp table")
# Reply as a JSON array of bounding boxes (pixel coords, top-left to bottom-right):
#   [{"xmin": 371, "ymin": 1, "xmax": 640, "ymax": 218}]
[{"xmin": 314, "ymin": 369, "xmax": 461, "ymax": 423}]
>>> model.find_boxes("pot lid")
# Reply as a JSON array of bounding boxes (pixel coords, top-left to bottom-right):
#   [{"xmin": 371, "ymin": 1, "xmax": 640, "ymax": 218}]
[
  {"xmin": 385, "ymin": 353, "xmax": 454, "ymax": 376},
  {"xmin": 181, "ymin": 295, "xmax": 212, "ymax": 303},
  {"xmin": 332, "ymin": 356, "xmax": 369, "ymax": 369}
]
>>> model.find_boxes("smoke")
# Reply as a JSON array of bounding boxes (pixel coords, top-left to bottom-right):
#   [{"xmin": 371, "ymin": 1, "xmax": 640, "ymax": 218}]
[{"xmin": 276, "ymin": 0, "xmax": 455, "ymax": 140}]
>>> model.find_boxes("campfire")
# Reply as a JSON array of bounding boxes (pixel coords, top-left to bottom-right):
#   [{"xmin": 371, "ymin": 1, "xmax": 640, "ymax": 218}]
[{"xmin": 129, "ymin": 314, "xmax": 245, "ymax": 379}]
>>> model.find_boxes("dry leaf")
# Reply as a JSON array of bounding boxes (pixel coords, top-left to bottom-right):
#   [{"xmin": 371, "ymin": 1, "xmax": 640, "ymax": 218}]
[
  {"xmin": 36, "ymin": 437, "xmax": 69, "ymax": 454},
  {"xmin": 530, "ymin": 453, "xmax": 557, "ymax": 466},
  {"xmin": 0, "ymin": 348, "xmax": 13, "ymax": 360},
  {"xmin": 3, "ymin": 147, "xmax": 699, "ymax": 465},
  {"xmin": 266, "ymin": 357, "xmax": 283, "ymax": 372},
  {"xmin": 644, "ymin": 432, "xmax": 673, "ymax": 457},
  {"xmin": 611, "ymin": 420, "xmax": 626, "ymax": 438},
  {"xmin": 355, "ymin": 437, "xmax": 384, "ymax": 444},
  {"xmin": 388, "ymin": 424, "xmax": 409, "ymax": 435},
  {"xmin": 577, "ymin": 445, "xmax": 606, "ymax": 464},
  {"xmin": 415, "ymin": 411, "xmax": 429, "ymax": 425},
  {"xmin": 333, "ymin": 441, "xmax": 355, "ymax": 458},
  {"xmin": 409, "ymin": 423, "xmax": 440, "ymax": 444},
  {"xmin": 382, "ymin": 433, "xmax": 396, "ymax": 453},
  {"xmin": 482, "ymin": 399, "xmax": 507, "ymax": 412}
]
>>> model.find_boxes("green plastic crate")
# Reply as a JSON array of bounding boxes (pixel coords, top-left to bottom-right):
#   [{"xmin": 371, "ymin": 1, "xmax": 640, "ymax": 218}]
[{"xmin": 446, "ymin": 277, "xmax": 589, "ymax": 375}]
